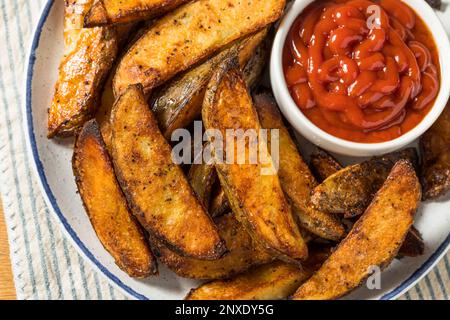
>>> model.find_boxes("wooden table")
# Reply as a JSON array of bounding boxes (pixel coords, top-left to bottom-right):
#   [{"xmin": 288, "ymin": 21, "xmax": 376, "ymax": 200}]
[{"xmin": 0, "ymin": 201, "xmax": 16, "ymax": 300}]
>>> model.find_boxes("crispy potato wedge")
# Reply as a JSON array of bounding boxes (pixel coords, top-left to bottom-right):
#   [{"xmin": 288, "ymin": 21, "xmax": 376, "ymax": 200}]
[
  {"xmin": 310, "ymin": 148, "xmax": 425, "ymax": 258},
  {"xmin": 73, "ymin": 119, "xmax": 157, "ymax": 277},
  {"xmin": 110, "ymin": 85, "xmax": 225, "ymax": 260},
  {"xmin": 48, "ymin": 0, "xmax": 118, "ymax": 138},
  {"xmin": 254, "ymin": 93, "xmax": 345, "ymax": 241},
  {"xmin": 188, "ymin": 161, "xmax": 217, "ymax": 209},
  {"xmin": 203, "ymin": 58, "xmax": 307, "ymax": 262},
  {"xmin": 420, "ymin": 101, "xmax": 450, "ymax": 200},
  {"xmin": 151, "ymin": 213, "xmax": 274, "ymax": 280},
  {"xmin": 113, "ymin": 0, "xmax": 285, "ymax": 96},
  {"xmin": 186, "ymin": 262, "xmax": 309, "ymax": 300},
  {"xmin": 311, "ymin": 148, "xmax": 418, "ymax": 218},
  {"xmin": 293, "ymin": 160, "xmax": 421, "ymax": 300},
  {"xmin": 84, "ymin": 0, "xmax": 189, "ymax": 27},
  {"xmin": 151, "ymin": 29, "xmax": 268, "ymax": 139},
  {"xmin": 186, "ymin": 246, "xmax": 331, "ymax": 300},
  {"xmin": 310, "ymin": 148, "xmax": 343, "ymax": 183}
]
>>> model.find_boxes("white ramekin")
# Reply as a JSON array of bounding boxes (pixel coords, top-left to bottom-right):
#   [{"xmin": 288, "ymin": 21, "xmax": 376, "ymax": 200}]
[{"xmin": 270, "ymin": 0, "xmax": 450, "ymax": 157}]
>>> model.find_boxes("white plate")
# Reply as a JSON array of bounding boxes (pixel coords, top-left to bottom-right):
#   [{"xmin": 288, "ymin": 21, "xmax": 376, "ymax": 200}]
[{"xmin": 24, "ymin": 0, "xmax": 450, "ymax": 300}]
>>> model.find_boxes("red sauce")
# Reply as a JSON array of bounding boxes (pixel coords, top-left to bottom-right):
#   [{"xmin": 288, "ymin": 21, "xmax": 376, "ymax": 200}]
[{"xmin": 283, "ymin": 0, "xmax": 440, "ymax": 143}]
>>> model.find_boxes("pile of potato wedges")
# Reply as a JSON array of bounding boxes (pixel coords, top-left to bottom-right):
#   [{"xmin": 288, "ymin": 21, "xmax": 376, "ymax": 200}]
[{"xmin": 50, "ymin": 0, "xmax": 449, "ymax": 300}]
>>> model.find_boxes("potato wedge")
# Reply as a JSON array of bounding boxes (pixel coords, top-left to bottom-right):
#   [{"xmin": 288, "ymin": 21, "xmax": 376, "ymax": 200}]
[
  {"xmin": 292, "ymin": 160, "xmax": 421, "ymax": 300},
  {"xmin": 254, "ymin": 93, "xmax": 345, "ymax": 241},
  {"xmin": 113, "ymin": 0, "xmax": 285, "ymax": 96},
  {"xmin": 186, "ymin": 262, "xmax": 308, "ymax": 300},
  {"xmin": 73, "ymin": 119, "xmax": 157, "ymax": 277},
  {"xmin": 311, "ymin": 148, "xmax": 418, "ymax": 218},
  {"xmin": 110, "ymin": 85, "xmax": 225, "ymax": 260},
  {"xmin": 48, "ymin": 0, "xmax": 118, "ymax": 138},
  {"xmin": 84, "ymin": 0, "xmax": 189, "ymax": 27},
  {"xmin": 186, "ymin": 246, "xmax": 331, "ymax": 300},
  {"xmin": 309, "ymin": 148, "xmax": 425, "ymax": 258},
  {"xmin": 420, "ymin": 101, "xmax": 450, "ymax": 200},
  {"xmin": 151, "ymin": 29, "xmax": 268, "ymax": 139},
  {"xmin": 151, "ymin": 213, "xmax": 274, "ymax": 280},
  {"xmin": 203, "ymin": 58, "xmax": 307, "ymax": 262},
  {"xmin": 310, "ymin": 148, "xmax": 343, "ymax": 183}
]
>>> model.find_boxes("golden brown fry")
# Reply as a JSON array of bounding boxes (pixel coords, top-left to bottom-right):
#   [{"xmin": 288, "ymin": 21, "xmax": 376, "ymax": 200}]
[
  {"xmin": 151, "ymin": 213, "xmax": 274, "ymax": 280},
  {"xmin": 151, "ymin": 29, "xmax": 268, "ymax": 139},
  {"xmin": 84, "ymin": 0, "xmax": 189, "ymax": 27},
  {"xmin": 292, "ymin": 160, "xmax": 421, "ymax": 300},
  {"xmin": 310, "ymin": 148, "xmax": 343, "ymax": 183},
  {"xmin": 73, "ymin": 119, "xmax": 157, "ymax": 277},
  {"xmin": 110, "ymin": 85, "xmax": 225, "ymax": 260},
  {"xmin": 420, "ymin": 101, "xmax": 450, "ymax": 200},
  {"xmin": 309, "ymin": 148, "xmax": 424, "ymax": 257},
  {"xmin": 254, "ymin": 93, "xmax": 345, "ymax": 241},
  {"xmin": 311, "ymin": 148, "xmax": 418, "ymax": 218},
  {"xmin": 48, "ymin": 0, "xmax": 118, "ymax": 138},
  {"xmin": 203, "ymin": 58, "xmax": 307, "ymax": 262},
  {"xmin": 186, "ymin": 262, "xmax": 309, "ymax": 300},
  {"xmin": 186, "ymin": 246, "xmax": 331, "ymax": 300},
  {"xmin": 113, "ymin": 0, "xmax": 285, "ymax": 96}
]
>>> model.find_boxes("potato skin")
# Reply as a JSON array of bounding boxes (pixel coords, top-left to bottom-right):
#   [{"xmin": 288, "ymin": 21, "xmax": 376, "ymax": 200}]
[
  {"xmin": 310, "ymin": 148, "xmax": 343, "ymax": 183},
  {"xmin": 254, "ymin": 93, "xmax": 345, "ymax": 241},
  {"xmin": 84, "ymin": 0, "xmax": 189, "ymax": 27},
  {"xmin": 48, "ymin": 0, "xmax": 118, "ymax": 138},
  {"xmin": 151, "ymin": 213, "xmax": 274, "ymax": 280},
  {"xmin": 292, "ymin": 160, "xmax": 421, "ymax": 300},
  {"xmin": 420, "ymin": 101, "xmax": 450, "ymax": 200},
  {"xmin": 150, "ymin": 29, "xmax": 268, "ymax": 139},
  {"xmin": 113, "ymin": 0, "xmax": 285, "ymax": 96},
  {"xmin": 186, "ymin": 262, "xmax": 310, "ymax": 300},
  {"xmin": 311, "ymin": 148, "xmax": 418, "ymax": 218},
  {"xmin": 309, "ymin": 148, "xmax": 425, "ymax": 257},
  {"xmin": 110, "ymin": 85, "xmax": 225, "ymax": 260},
  {"xmin": 73, "ymin": 119, "xmax": 157, "ymax": 277},
  {"xmin": 203, "ymin": 59, "xmax": 307, "ymax": 262}
]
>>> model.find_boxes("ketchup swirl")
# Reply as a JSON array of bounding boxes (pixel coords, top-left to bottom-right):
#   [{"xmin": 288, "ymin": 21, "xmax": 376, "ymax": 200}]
[{"xmin": 284, "ymin": 0, "xmax": 440, "ymax": 142}]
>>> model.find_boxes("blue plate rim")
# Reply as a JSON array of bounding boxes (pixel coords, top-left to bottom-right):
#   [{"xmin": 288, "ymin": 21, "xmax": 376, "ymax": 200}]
[{"xmin": 24, "ymin": 0, "xmax": 450, "ymax": 301}]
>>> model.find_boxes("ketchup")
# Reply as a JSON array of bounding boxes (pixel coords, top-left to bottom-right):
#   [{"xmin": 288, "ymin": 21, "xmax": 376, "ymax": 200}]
[{"xmin": 283, "ymin": 0, "xmax": 440, "ymax": 143}]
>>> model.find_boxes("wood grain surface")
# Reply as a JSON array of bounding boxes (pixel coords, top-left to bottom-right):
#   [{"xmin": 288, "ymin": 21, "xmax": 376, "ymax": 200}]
[{"xmin": 0, "ymin": 201, "xmax": 16, "ymax": 300}]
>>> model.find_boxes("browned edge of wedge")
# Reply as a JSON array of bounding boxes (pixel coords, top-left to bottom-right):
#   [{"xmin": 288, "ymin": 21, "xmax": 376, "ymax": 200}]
[
  {"xmin": 110, "ymin": 84, "xmax": 225, "ymax": 260},
  {"xmin": 202, "ymin": 57, "xmax": 308, "ymax": 263},
  {"xmin": 292, "ymin": 160, "xmax": 421, "ymax": 300},
  {"xmin": 151, "ymin": 213, "xmax": 274, "ymax": 280},
  {"xmin": 253, "ymin": 92, "xmax": 345, "ymax": 242},
  {"xmin": 73, "ymin": 119, "xmax": 157, "ymax": 277}
]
